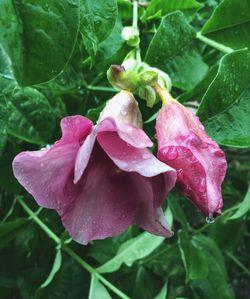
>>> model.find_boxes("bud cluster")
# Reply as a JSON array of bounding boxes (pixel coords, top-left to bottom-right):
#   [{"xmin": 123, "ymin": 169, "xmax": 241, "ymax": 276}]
[{"xmin": 107, "ymin": 53, "xmax": 172, "ymax": 107}]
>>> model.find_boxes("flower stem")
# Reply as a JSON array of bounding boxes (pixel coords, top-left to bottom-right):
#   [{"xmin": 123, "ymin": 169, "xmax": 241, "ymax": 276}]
[
  {"xmin": 87, "ymin": 85, "xmax": 117, "ymax": 92},
  {"xmin": 154, "ymin": 83, "xmax": 174, "ymax": 105},
  {"xmin": 226, "ymin": 252, "xmax": 250, "ymax": 276},
  {"xmin": 132, "ymin": 0, "xmax": 138, "ymax": 28},
  {"xmin": 196, "ymin": 32, "xmax": 234, "ymax": 54},
  {"xmin": 132, "ymin": 0, "xmax": 141, "ymax": 64},
  {"xmin": 17, "ymin": 197, "xmax": 130, "ymax": 299}
]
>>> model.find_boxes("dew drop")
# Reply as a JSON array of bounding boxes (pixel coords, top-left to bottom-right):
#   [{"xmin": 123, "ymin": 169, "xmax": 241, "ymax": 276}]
[
  {"xmin": 142, "ymin": 153, "xmax": 150, "ymax": 159},
  {"xmin": 121, "ymin": 110, "xmax": 127, "ymax": 116},
  {"xmin": 198, "ymin": 177, "xmax": 206, "ymax": 193},
  {"xmin": 166, "ymin": 147, "xmax": 178, "ymax": 160},
  {"xmin": 206, "ymin": 214, "xmax": 215, "ymax": 224}
]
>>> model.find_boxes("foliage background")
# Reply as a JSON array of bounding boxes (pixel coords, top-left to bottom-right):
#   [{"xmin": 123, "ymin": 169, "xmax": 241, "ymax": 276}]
[{"xmin": 0, "ymin": 0, "xmax": 249, "ymax": 298}]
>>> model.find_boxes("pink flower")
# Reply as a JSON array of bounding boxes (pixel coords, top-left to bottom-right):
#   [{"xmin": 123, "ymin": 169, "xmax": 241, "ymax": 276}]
[
  {"xmin": 156, "ymin": 100, "xmax": 227, "ymax": 218},
  {"xmin": 13, "ymin": 91, "xmax": 176, "ymax": 244}
]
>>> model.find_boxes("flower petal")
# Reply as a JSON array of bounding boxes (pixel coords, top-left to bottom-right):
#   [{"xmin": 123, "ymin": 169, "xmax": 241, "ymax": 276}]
[
  {"xmin": 133, "ymin": 174, "xmax": 176, "ymax": 237},
  {"xmin": 13, "ymin": 144, "xmax": 79, "ymax": 209},
  {"xmin": 97, "ymin": 130, "xmax": 175, "ymax": 177},
  {"xmin": 58, "ymin": 115, "xmax": 92, "ymax": 145},
  {"xmin": 13, "ymin": 116, "xmax": 92, "ymax": 209},
  {"xmin": 61, "ymin": 146, "xmax": 141, "ymax": 244},
  {"xmin": 74, "ymin": 117, "xmax": 153, "ymax": 183}
]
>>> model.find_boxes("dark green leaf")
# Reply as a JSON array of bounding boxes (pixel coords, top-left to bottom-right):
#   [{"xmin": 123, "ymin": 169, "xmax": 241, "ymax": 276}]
[
  {"xmin": 36, "ymin": 258, "xmax": 88, "ymax": 299},
  {"xmin": 7, "ymin": 87, "xmax": 56, "ymax": 144},
  {"xmin": 0, "ymin": 0, "xmax": 80, "ymax": 85},
  {"xmin": 178, "ymin": 230, "xmax": 208, "ymax": 281},
  {"xmin": 153, "ymin": 283, "xmax": 167, "ymax": 299},
  {"xmin": 201, "ymin": 0, "xmax": 250, "ymax": 50},
  {"xmin": 80, "ymin": 0, "xmax": 118, "ymax": 58},
  {"xmin": 229, "ymin": 184, "xmax": 250, "ymax": 220},
  {"xmin": 0, "ymin": 218, "xmax": 27, "ymax": 249},
  {"xmin": 178, "ymin": 64, "xmax": 218, "ymax": 103},
  {"xmin": 191, "ymin": 235, "xmax": 234, "ymax": 299},
  {"xmin": 145, "ymin": 12, "xmax": 208, "ymax": 90},
  {"xmin": 142, "ymin": 0, "xmax": 203, "ymax": 22},
  {"xmin": 168, "ymin": 193, "xmax": 188, "ymax": 232},
  {"xmin": 35, "ymin": 249, "xmax": 62, "ymax": 298},
  {"xmin": 197, "ymin": 49, "xmax": 250, "ymax": 148}
]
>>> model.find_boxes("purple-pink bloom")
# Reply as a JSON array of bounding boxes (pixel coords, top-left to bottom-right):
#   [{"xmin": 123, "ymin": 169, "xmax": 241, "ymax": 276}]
[
  {"xmin": 156, "ymin": 100, "xmax": 227, "ymax": 218},
  {"xmin": 13, "ymin": 91, "xmax": 176, "ymax": 244}
]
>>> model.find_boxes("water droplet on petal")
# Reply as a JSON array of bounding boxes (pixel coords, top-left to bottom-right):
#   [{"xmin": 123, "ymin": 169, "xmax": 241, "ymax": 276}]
[
  {"xmin": 166, "ymin": 147, "xmax": 178, "ymax": 160},
  {"xmin": 198, "ymin": 177, "xmax": 206, "ymax": 193},
  {"xmin": 142, "ymin": 153, "xmax": 150, "ymax": 159}
]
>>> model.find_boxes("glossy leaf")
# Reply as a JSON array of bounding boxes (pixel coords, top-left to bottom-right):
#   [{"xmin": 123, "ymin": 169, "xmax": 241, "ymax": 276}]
[
  {"xmin": 7, "ymin": 87, "xmax": 56, "ymax": 144},
  {"xmin": 229, "ymin": 184, "xmax": 250, "ymax": 220},
  {"xmin": 191, "ymin": 235, "xmax": 234, "ymax": 299},
  {"xmin": 145, "ymin": 12, "xmax": 208, "ymax": 90},
  {"xmin": 197, "ymin": 49, "xmax": 250, "ymax": 148},
  {"xmin": 36, "ymin": 259, "xmax": 87, "ymax": 299},
  {"xmin": 35, "ymin": 249, "xmax": 62, "ymax": 298},
  {"xmin": 202, "ymin": 0, "xmax": 250, "ymax": 50},
  {"xmin": 97, "ymin": 232, "xmax": 165, "ymax": 273},
  {"xmin": 178, "ymin": 230, "xmax": 208, "ymax": 281},
  {"xmin": 88, "ymin": 275, "xmax": 112, "ymax": 299},
  {"xmin": 142, "ymin": 0, "xmax": 203, "ymax": 22},
  {"xmin": 80, "ymin": 0, "xmax": 118, "ymax": 58},
  {"xmin": 0, "ymin": 0, "xmax": 80, "ymax": 85}
]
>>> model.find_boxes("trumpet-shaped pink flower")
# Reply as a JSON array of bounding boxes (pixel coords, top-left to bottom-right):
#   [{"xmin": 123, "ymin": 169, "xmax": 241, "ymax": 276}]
[
  {"xmin": 13, "ymin": 91, "xmax": 176, "ymax": 244},
  {"xmin": 156, "ymin": 100, "xmax": 227, "ymax": 217}
]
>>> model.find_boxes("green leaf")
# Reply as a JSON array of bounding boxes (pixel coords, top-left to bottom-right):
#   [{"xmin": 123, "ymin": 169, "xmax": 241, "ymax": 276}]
[
  {"xmin": 191, "ymin": 235, "xmax": 234, "ymax": 299},
  {"xmin": 142, "ymin": 0, "xmax": 203, "ymax": 22},
  {"xmin": 201, "ymin": 0, "xmax": 250, "ymax": 50},
  {"xmin": 168, "ymin": 193, "xmax": 188, "ymax": 232},
  {"xmin": 178, "ymin": 64, "xmax": 219, "ymax": 103},
  {"xmin": 178, "ymin": 230, "xmax": 208, "ymax": 281},
  {"xmin": 0, "ymin": 0, "xmax": 80, "ymax": 85},
  {"xmin": 35, "ymin": 249, "xmax": 62, "ymax": 298},
  {"xmin": 36, "ymin": 259, "xmax": 87, "ymax": 299},
  {"xmin": 0, "ymin": 102, "xmax": 8, "ymax": 157},
  {"xmin": 88, "ymin": 275, "xmax": 112, "ymax": 299},
  {"xmin": 80, "ymin": 0, "xmax": 118, "ymax": 58},
  {"xmin": 95, "ymin": 17, "xmax": 126, "ymax": 69},
  {"xmin": 7, "ymin": 87, "xmax": 56, "ymax": 144},
  {"xmin": 197, "ymin": 49, "xmax": 250, "ymax": 148},
  {"xmin": 97, "ymin": 232, "xmax": 165, "ymax": 273},
  {"xmin": 229, "ymin": 184, "xmax": 250, "ymax": 220},
  {"xmin": 0, "ymin": 218, "xmax": 27, "ymax": 249},
  {"xmin": 0, "ymin": 44, "xmax": 16, "ymax": 92},
  {"xmin": 153, "ymin": 283, "xmax": 167, "ymax": 299},
  {"xmin": 145, "ymin": 12, "xmax": 208, "ymax": 91}
]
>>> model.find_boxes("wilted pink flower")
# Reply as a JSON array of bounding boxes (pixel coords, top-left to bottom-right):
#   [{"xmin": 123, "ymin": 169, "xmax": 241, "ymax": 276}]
[
  {"xmin": 156, "ymin": 100, "xmax": 227, "ymax": 218},
  {"xmin": 13, "ymin": 91, "xmax": 176, "ymax": 244}
]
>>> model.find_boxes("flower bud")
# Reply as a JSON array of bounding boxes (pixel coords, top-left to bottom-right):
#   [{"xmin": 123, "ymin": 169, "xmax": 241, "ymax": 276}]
[
  {"xmin": 156, "ymin": 100, "xmax": 227, "ymax": 217},
  {"xmin": 138, "ymin": 85, "xmax": 157, "ymax": 108},
  {"xmin": 107, "ymin": 65, "xmax": 139, "ymax": 91},
  {"xmin": 121, "ymin": 26, "xmax": 140, "ymax": 47},
  {"xmin": 98, "ymin": 90, "xmax": 142, "ymax": 128}
]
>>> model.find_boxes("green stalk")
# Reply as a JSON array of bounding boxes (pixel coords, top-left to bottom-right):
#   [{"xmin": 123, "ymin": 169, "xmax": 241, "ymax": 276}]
[
  {"xmin": 226, "ymin": 252, "xmax": 250, "ymax": 276},
  {"xmin": 132, "ymin": 0, "xmax": 141, "ymax": 64},
  {"xmin": 196, "ymin": 32, "xmax": 234, "ymax": 54},
  {"xmin": 87, "ymin": 85, "xmax": 117, "ymax": 92},
  {"xmin": 17, "ymin": 197, "xmax": 130, "ymax": 299}
]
